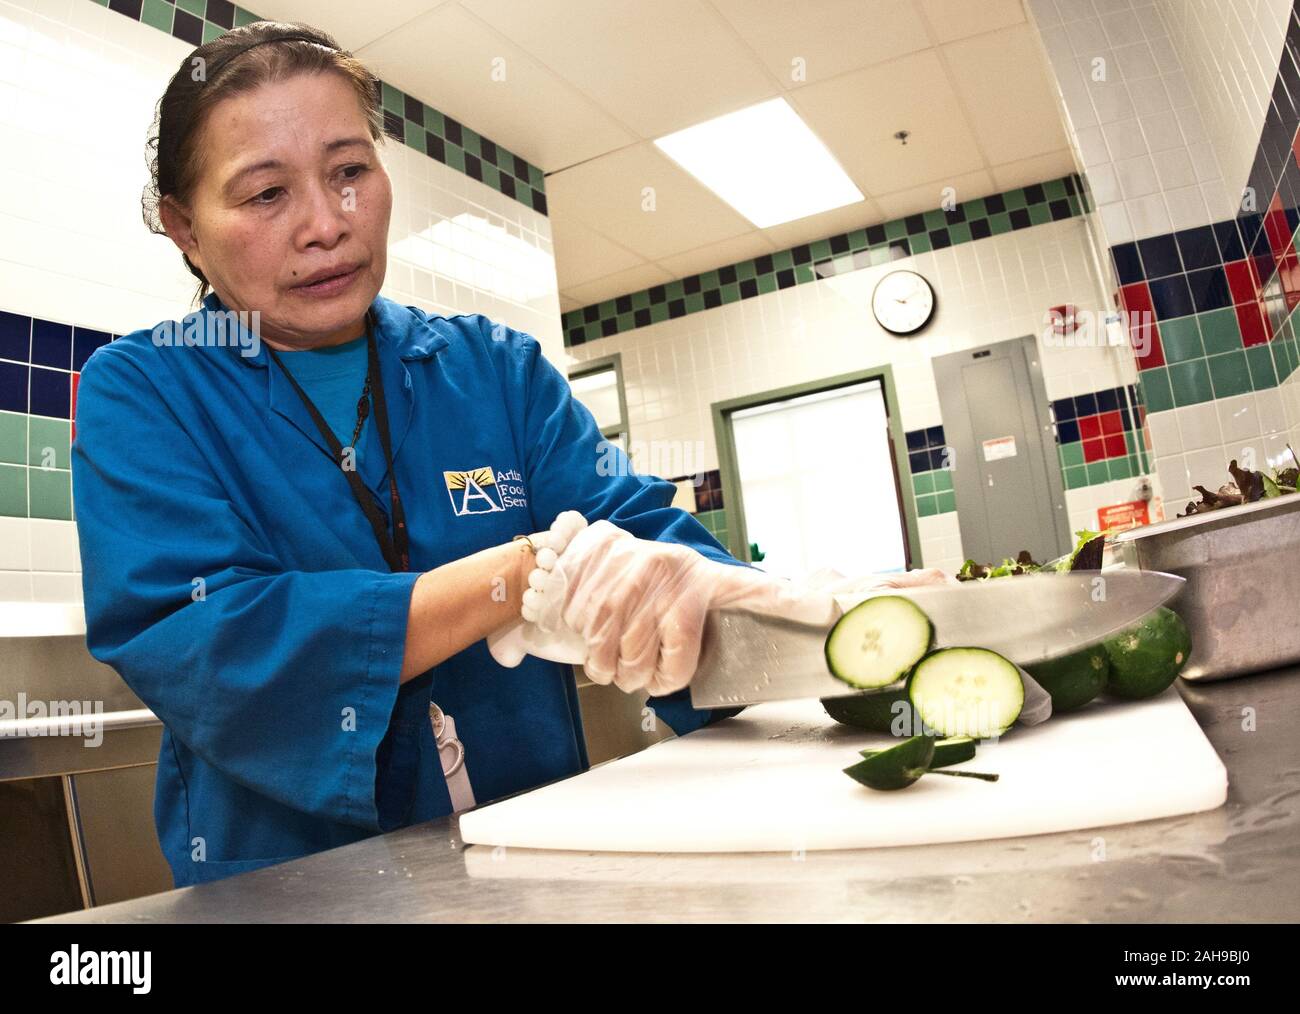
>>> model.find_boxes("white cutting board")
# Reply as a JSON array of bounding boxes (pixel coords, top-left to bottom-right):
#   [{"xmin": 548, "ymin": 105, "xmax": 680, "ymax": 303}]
[{"xmin": 458, "ymin": 688, "xmax": 1228, "ymax": 853}]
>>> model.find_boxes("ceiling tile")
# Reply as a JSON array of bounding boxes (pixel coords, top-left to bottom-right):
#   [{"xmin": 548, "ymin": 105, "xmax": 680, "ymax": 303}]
[
  {"xmin": 941, "ymin": 24, "xmax": 1070, "ymax": 164},
  {"xmin": 460, "ymin": 0, "xmax": 777, "ymax": 139},
  {"xmin": 253, "ymin": 0, "xmax": 447, "ymax": 50},
  {"xmin": 550, "ymin": 214, "xmax": 645, "ymax": 288},
  {"xmin": 654, "ymin": 231, "xmax": 781, "ymax": 279},
  {"xmin": 918, "ymin": 0, "xmax": 1025, "ymax": 44},
  {"xmin": 760, "ymin": 197, "xmax": 886, "ymax": 249},
  {"xmin": 562, "ymin": 262, "xmax": 679, "ymax": 307},
  {"xmin": 989, "ymin": 150, "xmax": 1078, "ymax": 191},
  {"xmin": 791, "ymin": 49, "xmax": 986, "ymax": 194},
  {"xmin": 711, "ymin": 0, "xmax": 932, "ymax": 85},
  {"xmin": 872, "ymin": 168, "xmax": 996, "ymax": 220},
  {"xmin": 546, "ymin": 141, "xmax": 756, "ymax": 261},
  {"xmin": 357, "ymin": 4, "xmax": 635, "ymax": 171}
]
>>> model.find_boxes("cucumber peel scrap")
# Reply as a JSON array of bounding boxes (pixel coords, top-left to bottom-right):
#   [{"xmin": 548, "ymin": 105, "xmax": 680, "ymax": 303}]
[{"xmin": 843, "ymin": 735, "xmax": 998, "ymax": 791}]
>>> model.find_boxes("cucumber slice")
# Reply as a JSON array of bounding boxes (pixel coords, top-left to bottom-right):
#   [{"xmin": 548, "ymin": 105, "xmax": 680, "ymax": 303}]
[
  {"xmin": 824, "ymin": 595, "xmax": 934, "ymax": 690},
  {"xmin": 843, "ymin": 735, "xmax": 935, "ymax": 790},
  {"xmin": 907, "ymin": 647, "xmax": 1024, "ymax": 739},
  {"xmin": 860, "ymin": 735, "xmax": 976, "ymax": 768},
  {"xmin": 821, "ymin": 683, "xmax": 911, "ymax": 733}
]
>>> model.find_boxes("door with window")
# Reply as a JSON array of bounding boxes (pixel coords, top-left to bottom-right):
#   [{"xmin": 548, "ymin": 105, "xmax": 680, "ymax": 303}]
[{"xmin": 718, "ymin": 375, "xmax": 916, "ymax": 582}]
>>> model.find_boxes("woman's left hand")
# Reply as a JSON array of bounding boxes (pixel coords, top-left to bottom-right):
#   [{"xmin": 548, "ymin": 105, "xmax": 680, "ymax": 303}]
[{"xmin": 530, "ymin": 520, "xmax": 837, "ymax": 697}]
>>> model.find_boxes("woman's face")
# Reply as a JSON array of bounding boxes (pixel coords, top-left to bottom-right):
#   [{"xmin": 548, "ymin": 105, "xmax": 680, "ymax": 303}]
[{"xmin": 165, "ymin": 71, "xmax": 391, "ymax": 350}]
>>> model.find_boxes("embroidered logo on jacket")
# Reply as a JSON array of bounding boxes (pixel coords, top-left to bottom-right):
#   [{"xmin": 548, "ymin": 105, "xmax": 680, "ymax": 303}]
[{"xmin": 444, "ymin": 466, "xmax": 527, "ymax": 515}]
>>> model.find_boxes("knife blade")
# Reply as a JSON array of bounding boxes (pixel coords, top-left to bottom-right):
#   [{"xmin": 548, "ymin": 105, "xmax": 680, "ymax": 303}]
[{"xmin": 688, "ymin": 569, "xmax": 1186, "ymax": 709}]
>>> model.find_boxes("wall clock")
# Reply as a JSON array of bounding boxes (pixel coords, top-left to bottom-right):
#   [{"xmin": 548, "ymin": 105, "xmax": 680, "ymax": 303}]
[{"xmin": 871, "ymin": 269, "xmax": 935, "ymax": 335}]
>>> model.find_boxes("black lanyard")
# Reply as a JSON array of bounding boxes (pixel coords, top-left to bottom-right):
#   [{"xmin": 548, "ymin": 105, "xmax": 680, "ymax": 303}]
[{"xmin": 268, "ymin": 312, "xmax": 410, "ymax": 572}]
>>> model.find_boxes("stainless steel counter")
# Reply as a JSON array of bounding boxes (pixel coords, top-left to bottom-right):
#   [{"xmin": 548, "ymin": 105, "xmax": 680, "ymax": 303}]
[{"xmin": 32, "ymin": 666, "xmax": 1300, "ymax": 923}]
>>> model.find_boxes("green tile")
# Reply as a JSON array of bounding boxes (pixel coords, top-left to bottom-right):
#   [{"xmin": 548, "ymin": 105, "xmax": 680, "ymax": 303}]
[
  {"xmin": 381, "ymin": 82, "xmax": 404, "ymax": 115},
  {"xmin": 916, "ymin": 493, "xmax": 938, "ymax": 517},
  {"xmin": 1245, "ymin": 344, "xmax": 1280, "ymax": 389},
  {"xmin": 1060, "ymin": 441, "xmax": 1084, "ymax": 467},
  {"xmin": 1085, "ymin": 461, "xmax": 1110, "ymax": 485},
  {"xmin": 932, "ymin": 468, "xmax": 953, "ymax": 492},
  {"xmin": 1004, "ymin": 187, "xmax": 1028, "ymax": 210},
  {"xmin": 964, "ymin": 197, "xmax": 987, "ymax": 218},
  {"xmin": 1109, "ymin": 455, "xmax": 1135, "ymax": 479},
  {"xmin": 1167, "ymin": 358, "xmax": 1214, "ymax": 406},
  {"xmin": 912, "ymin": 470, "xmax": 936, "ymax": 495},
  {"xmin": 1198, "ymin": 307, "xmax": 1242, "ymax": 354},
  {"xmin": 0, "ymin": 412, "xmax": 25, "ymax": 466},
  {"xmin": 988, "ymin": 212, "xmax": 1012, "ymax": 235},
  {"xmin": 140, "ymin": 0, "xmax": 173, "ymax": 32},
  {"xmin": 935, "ymin": 490, "xmax": 956, "ymax": 513},
  {"xmin": 884, "ymin": 218, "xmax": 907, "ymax": 240},
  {"xmin": 27, "ymin": 417, "xmax": 69, "ymax": 469},
  {"xmin": 1043, "ymin": 178, "xmax": 1068, "ymax": 200},
  {"xmin": 234, "ymin": 7, "xmax": 259, "ymax": 28},
  {"xmin": 1138, "ymin": 367, "xmax": 1175, "ymax": 412},
  {"xmin": 29, "ymin": 468, "xmax": 70, "ymax": 519},
  {"xmin": 1205, "ymin": 350, "xmax": 1252, "ymax": 398},
  {"xmin": 1028, "ymin": 203, "xmax": 1052, "ymax": 225},
  {"xmin": 909, "ymin": 233, "xmax": 932, "ymax": 253},
  {"xmin": 202, "ymin": 20, "xmax": 224, "ymax": 43},
  {"xmin": 1063, "ymin": 464, "xmax": 1088, "ymax": 490},
  {"xmin": 923, "ymin": 208, "xmax": 947, "ymax": 231},
  {"xmin": 176, "ymin": 0, "xmax": 204, "ymax": 16},
  {"xmin": 1158, "ymin": 315, "xmax": 1203, "ymax": 363},
  {"xmin": 0, "ymin": 464, "xmax": 26, "ymax": 517},
  {"xmin": 948, "ymin": 222, "xmax": 972, "ymax": 245}
]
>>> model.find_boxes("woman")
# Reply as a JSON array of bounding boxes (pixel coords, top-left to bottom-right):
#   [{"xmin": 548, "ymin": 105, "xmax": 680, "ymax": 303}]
[{"xmin": 72, "ymin": 21, "xmax": 941, "ymax": 887}]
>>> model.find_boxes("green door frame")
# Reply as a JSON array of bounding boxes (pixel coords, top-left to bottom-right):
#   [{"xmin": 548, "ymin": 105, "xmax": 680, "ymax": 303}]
[{"xmin": 710, "ymin": 365, "xmax": 922, "ymax": 567}]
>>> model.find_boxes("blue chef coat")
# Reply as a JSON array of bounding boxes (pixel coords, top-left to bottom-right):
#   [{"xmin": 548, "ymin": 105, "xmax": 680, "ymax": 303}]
[{"xmin": 70, "ymin": 291, "xmax": 743, "ymax": 887}]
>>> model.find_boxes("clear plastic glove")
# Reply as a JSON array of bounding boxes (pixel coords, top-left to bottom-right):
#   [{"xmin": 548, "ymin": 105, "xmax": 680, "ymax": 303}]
[{"xmin": 529, "ymin": 520, "xmax": 838, "ymax": 697}]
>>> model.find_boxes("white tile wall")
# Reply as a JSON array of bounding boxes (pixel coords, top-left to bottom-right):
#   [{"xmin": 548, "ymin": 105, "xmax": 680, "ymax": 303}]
[
  {"xmin": 1155, "ymin": 0, "xmax": 1293, "ymax": 218},
  {"xmin": 567, "ymin": 216, "xmax": 1149, "ymax": 569},
  {"xmin": 0, "ymin": 0, "xmax": 563, "ymax": 599}
]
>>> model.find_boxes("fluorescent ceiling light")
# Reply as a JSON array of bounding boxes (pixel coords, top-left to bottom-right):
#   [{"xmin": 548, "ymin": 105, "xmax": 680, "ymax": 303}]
[
  {"xmin": 654, "ymin": 97, "xmax": 863, "ymax": 229},
  {"xmin": 391, "ymin": 212, "xmax": 555, "ymax": 304}
]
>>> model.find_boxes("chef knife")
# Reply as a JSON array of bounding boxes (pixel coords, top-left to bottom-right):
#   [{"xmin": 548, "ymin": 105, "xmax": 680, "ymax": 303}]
[{"xmin": 688, "ymin": 569, "xmax": 1185, "ymax": 709}]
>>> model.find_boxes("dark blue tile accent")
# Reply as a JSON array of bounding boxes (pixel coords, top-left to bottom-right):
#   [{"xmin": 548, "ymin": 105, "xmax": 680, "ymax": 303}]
[
  {"xmin": 1110, "ymin": 242, "xmax": 1144, "ymax": 285},
  {"xmin": 1057, "ymin": 419, "xmax": 1080, "ymax": 444},
  {"xmin": 1095, "ymin": 387, "xmax": 1119, "ymax": 412},
  {"xmin": 1052, "ymin": 396, "xmax": 1076, "ymax": 421},
  {"xmin": 1187, "ymin": 265, "xmax": 1233, "ymax": 312},
  {"xmin": 1120, "ymin": 407, "xmax": 1133, "ymax": 430},
  {"xmin": 908, "ymin": 450, "xmax": 930, "ymax": 474},
  {"xmin": 905, "ymin": 428, "xmax": 927, "ymax": 451},
  {"xmin": 925, "ymin": 425, "xmax": 944, "ymax": 447},
  {"xmin": 0, "ymin": 310, "xmax": 30, "ymax": 362},
  {"xmin": 1175, "ymin": 226, "xmax": 1221, "ymax": 271},
  {"xmin": 1148, "ymin": 275, "xmax": 1195, "ymax": 319},
  {"xmin": 1137, "ymin": 233, "xmax": 1183, "ymax": 279},
  {"xmin": 31, "ymin": 319, "xmax": 72, "ymax": 370},
  {"xmin": 29, "ymin": 367, "xmax": 69, "ymax": 419},
  {"xmin": 928, "ymin": 447, "xmax": 948, "ymax": 470},
  {"xmin": 1214, "ymin": 219, "xmax": 1246, "ymax": 262},
  {"xmin": 1075, "ymin": 391, "xmax": 1098, "ymax": 416},
  {"xmin": 72, "ymin": 329, "xmax": 111, "ymax": 372},
  {"xmin": 0, "ymin": 360, "xmax": 27, "ymax": 412}
]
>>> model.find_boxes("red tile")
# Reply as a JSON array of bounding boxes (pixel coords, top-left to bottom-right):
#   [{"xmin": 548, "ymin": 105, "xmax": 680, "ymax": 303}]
[
  {"xmin": 1130, "ymin": 315, "xmax": 1164, "ymax": 369},
  {"xmin": 1119, "ymin": 281, "xmax": 1154, "ymax": 317},
  {"xmin": 1078, "ymin": 413, "xmax": 1103, "ymax": 440},
  {"xmin": 1099, "ymin": 410, "xmax": 1123, "ymax": 435},
  {"xmin": 1236, "ymin": 301, "xmax": 1269, "ymax": 347},
  {"xmin": 1280, "ymin": 248, "xmax": 1300, "ymax": 313},
  {"xmin": 1224, "ymin": 259, "xmax": 1261, "ymax": 305},
  {"xmin": 1103, "ymin": 434, "xmax": 1127, "ymax": 458},
  {"xmin": 1264, "ymin": 190, "xmax": 1291, "ymax": 259},
  {"xmin": 1082, "ymin": 437, "xmax": 1107, "ymax": 463}
]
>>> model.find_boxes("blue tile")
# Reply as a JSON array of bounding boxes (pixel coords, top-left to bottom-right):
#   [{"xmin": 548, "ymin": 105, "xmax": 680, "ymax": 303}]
[
  {"xmin": 1095, "ymin": 387, "xmax": 1119, "ymax": 412},
  {"xmin": 905, "ymin": 428, "xmax": 928, "ymax": 451},
  {"xmin": 924, "ymin": 424, "xmax": 945, "ymax": 447},
  {"xmin": 1075, "ymin": 391, "xmax": 1098, "ymax": 416},
  {"xmin": 1120, "ymin": 407, "xmax": 1133, "ymax": 430},
  {"xmin": 1137, "ymin": 233, "xmax": 1183, "ymax": 278},
  {"xmin": 928, "ymin": 446, "xmax": 948, "ymax": 470},
  {"xmin": 0, "ymin": 360, "xmax": 28, "ymax": 412},
  {"xmin": 1052, "ymin": 396, "xmax": 1076, "ymax": 421},
  {"xmin": 1057, "ymin": 418, "xmax": 1080, "ymax": 443},
  {"xmin": 72, "ymin": 328, "xmax": 111, "ymax": 372},
  {"xmin": 1187, "ymin": 265, "xmax": 1232, "ymax": 312},
  {"xmin": 1175, "ymin": 225, "xmax": 1221, "ymax": 271},
  {"xmin": 31, "ymin": 319, "xmax": 72, "ymax": 370},
  {"xmin": 1214, "ymin": 219, "xmax": 1246, "ymax": 262},
  {"xmin": 28, "ymin": 367, "xmax": 69, "ymax": 418},
  {"xmin": 1110, "ymin": 242, "xmax": 1144, "ymax": 284},
  {"xmin": 0, "ymin": 310, "xmax": 30, "ymax": 362},
  {"xmin": 1148, "ymin": 275, "xmax": 1195, "ymax": 319},
  {"xmin": 908, "ymin": 450, "xmax": 929, "ymax": 473}
]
